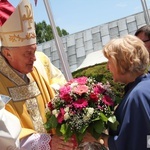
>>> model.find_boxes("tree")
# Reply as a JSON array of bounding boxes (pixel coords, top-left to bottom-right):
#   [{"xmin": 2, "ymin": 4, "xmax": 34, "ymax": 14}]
[{"xmin": 35, "ymin": 20, "xmax": 69, "ymax": 44}]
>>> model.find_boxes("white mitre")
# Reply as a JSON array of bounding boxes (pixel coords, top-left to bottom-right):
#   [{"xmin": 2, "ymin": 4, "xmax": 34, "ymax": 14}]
[{"xmin": 0, "ymin": 0, "xmax": 36, "ymax": 47}]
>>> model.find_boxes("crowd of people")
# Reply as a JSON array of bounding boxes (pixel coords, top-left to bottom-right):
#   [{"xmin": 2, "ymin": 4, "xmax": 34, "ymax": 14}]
[{"xmin": 0, "ymin": 0, "xmax": 150, "ymax": 150}]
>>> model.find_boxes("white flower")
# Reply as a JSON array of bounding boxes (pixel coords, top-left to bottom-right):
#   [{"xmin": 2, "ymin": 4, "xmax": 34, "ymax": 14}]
[
  {"xmin": 83, "ymin": 115, "xmax": 90, "ymax": 122},
  {"xmin": 86, "ymin": 107, "xmax": 94, "ymax": 115},
  {"xmin": 45, "ymin": 104, "xmax": 50, "ymax": 113},
  {"xmin": 64, "ymin": 112, "xmax": 70, "ymax": 120},
  {"xmin": 52, "ymin": 109, "xmax": 59, "ymax": 118},
  {"xmin": 64, "ymin": 107, "xmax": 69, "ymax": 112},
  {"xmin": 70, "ymin": 82, "xmax": 78, "ymax": 88}
]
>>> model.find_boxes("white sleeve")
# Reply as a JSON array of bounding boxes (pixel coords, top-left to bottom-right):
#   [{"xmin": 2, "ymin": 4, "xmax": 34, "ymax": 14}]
[
  {"xmin": 0, "ymin": 95, "xmax": 21, "ymax": 149},
  {"xmin": 49, "ymin": 62, "xmax": 67, "ymax": 89},
  {"xmin": 34, "ymin": 51, "xmax": 67, "ymax": 90},
  {"xmin": 0, "ymin": 108, "xmax": 21, "ymax": 149},
  {"xmin": 20, "ymin": 133, "xmax": 51, "ymax": 150}
]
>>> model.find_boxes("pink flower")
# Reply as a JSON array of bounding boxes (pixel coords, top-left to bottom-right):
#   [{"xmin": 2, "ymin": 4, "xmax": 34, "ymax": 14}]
[
  {"xmin": 60, "ymin": 85, "xmax": 71, "ymax": 95},
  {"xmin": 73, "ymin": 99, "xmax": 88, "ymax": 109},
  {"xmin": 75, "ymin": 76, "xmax": 88, "ymax": 84},
  {"xmin": 44, "ymin": 76, "xmax": 117, "ymax": 145},
  {"xmin": 59, "ymin": 85, "xmax": 72, "ymax": 102},
  {"xmin": 73, "ymin": 85, "xmax": 88, "ymax": 96},
  {"xmin": 90, "ymin": 93, "xmax": 99, "ymax": 102},
  {"xmin": 102, "ymin": 95, "xmax": 114, "ymax": 106},
  {"xmin": 57, "ymin": 108, "xmax": 65, "ymax": 123},
  {"xmin": 66, "ymin": 79, "xmax": 76, "ymax": 85},
  {"xmin": 94, "ymin": 84, "xmax": 105, "ymax": 94},
  {"xmin": 67, "ymin": 77, "xmax": 87, "ymax": 85}
]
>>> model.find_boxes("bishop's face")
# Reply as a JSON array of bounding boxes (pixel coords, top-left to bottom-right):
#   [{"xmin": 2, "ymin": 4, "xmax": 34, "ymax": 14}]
[{"xmin": 3, "ymin": 44, "xmax": 37, "ymax": 74}]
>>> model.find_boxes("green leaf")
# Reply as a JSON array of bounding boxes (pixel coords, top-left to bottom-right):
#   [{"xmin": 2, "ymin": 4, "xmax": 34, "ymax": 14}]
[
  {"xmin": 100, "ymin": 113, "xmax": 108, "ymax": 122},
  {"xmin": 108, "ymin": 116, "xmax": 119, "ymax": 131},
  {"xmin": 75, "ymin": 132, "xmax": 86, "ymax": 144},
  {"xmin": 50, "ymin": 115, "xmax": 58, "ymax": 128},
  {"xmin": 44, "ymin": 115, "xmax": 58, "ymax": 131},
  {"xmin": 60, "ymin": 124, "xmax": 73, "ymax": 141},
  {"xmin": 45, "ymin": 111, "xmax": 51, "ymax": 119},
  {"xmin": 60, "ymin": 124, "xmax": 67, "ymax": 135},
  {"xmin": 108, "ymin": 115, "xmax": 116, "ymax": 123},
  {"xmin": 108, "ymin": 120, "xmax": 119, "ymax": 131},
  {"xmin": 78, "ymin": 125, "xmax": 88, "ymax": 134},
  {"xmin": 93, "ymin": 120, "xmax": 105, "ymax": 134},
  {"xmin": 43, "ymin": 122, "xmax": 51, "ymax": 131},
  {"xmin": 55, "ymin": 125, "xmax": 62, "ymax": 136},
  {"xmin": 88, "ymin": 128, "xmax": 101, "ymax": 140},
  {"xmin": 88, "ymin": 120, "xmax": 105, "ymax": 140}
]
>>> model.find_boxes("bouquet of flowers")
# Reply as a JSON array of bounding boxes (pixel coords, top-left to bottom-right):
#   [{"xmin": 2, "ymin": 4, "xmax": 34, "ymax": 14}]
[{"xmin": 44, "ymin": 76, "xmax": 118, "ymax": 145}]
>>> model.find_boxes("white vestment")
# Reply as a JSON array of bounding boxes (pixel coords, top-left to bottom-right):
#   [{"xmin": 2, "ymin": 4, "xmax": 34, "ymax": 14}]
[{"xmin": 0, "ymin": 95, "xmax": 21, "ymax": 149}]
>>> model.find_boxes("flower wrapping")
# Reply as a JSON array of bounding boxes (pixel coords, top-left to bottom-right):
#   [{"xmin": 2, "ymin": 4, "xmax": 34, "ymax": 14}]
[{"xmin": 44, "ymin": 76, "xmax": 118, "ymax": 144}]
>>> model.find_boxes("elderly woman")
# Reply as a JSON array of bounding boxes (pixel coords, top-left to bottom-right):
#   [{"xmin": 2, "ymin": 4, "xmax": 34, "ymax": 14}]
[{"xmin": 98, "ymin": 34, "xmax": 150, "ymax": 150}]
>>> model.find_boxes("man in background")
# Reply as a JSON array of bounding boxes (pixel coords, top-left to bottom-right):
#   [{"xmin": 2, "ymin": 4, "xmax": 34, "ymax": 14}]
[{"xmin": 135, "ymin": 24, "xmax": 150, "ymax": 56}]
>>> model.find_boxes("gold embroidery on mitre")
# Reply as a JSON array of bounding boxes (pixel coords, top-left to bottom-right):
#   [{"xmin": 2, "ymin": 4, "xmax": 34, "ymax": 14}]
[
  {"xmin": 8, "ymin": 82, "xmax": 40, "ymax": 101},
  {"xmin": 26, "ymin": 98, "xmax": 46, "ymax": 133},
  {"xmin": 8, "ymin": 3, "xmax": 36, "ymax": 43},
  {"xmin": 9, "ymin": 33, "xmax": 36, "ymax": 43},
  {"xmin": 22, "ymin": 5, "xmax": 33, "ymax": 29}
]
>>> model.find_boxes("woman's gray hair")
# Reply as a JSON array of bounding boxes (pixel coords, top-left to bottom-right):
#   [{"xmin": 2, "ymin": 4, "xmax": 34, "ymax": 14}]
[{"xmin": 103, "ymin": 34, "xmax": 149, "ymax": 74}]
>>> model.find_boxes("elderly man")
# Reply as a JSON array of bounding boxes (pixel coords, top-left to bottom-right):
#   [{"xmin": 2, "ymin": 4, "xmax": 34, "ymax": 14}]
[{"xmin": 0, "ymin": 0, "xmax": 73, "ymax": 149}]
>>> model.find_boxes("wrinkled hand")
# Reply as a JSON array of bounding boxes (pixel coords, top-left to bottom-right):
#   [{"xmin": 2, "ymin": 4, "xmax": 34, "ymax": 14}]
[{"xmin": 51, "ymin": 135, "xmax": 75, "ymax": 150}]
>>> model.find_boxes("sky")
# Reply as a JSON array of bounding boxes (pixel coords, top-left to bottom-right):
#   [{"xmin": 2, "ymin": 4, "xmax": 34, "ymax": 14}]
[{"xmin": 9, "ymin": 0, "xmax": 150, "ymax": 34}]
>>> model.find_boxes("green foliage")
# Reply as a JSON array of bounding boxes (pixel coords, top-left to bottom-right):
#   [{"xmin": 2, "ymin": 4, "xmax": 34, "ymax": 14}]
[
  {"xmin": 35, "ymin": 21, "xmax": 69, "ymax": 44},
  {"xmin": 108, "ymin": 118, "xmax": 119, "ymax": 131},
  {"xmin": 44, "ymin": 114, "xmax": 58, "ymax": 132},
  {"xmin": 72, "ymin": 63, "xmax": 125, "ymax": 104},
  {"xmin": 62, "ymin": 29, "xmax": 69, "ymax": 35},
  {"xmin": 88, "ymin": 120, "xmax": 104, "ymax": 140}
]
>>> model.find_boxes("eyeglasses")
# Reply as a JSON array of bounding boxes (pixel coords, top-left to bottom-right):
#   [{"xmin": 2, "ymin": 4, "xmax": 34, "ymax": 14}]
[{"xmin": 142, "ymin": 39, "xmax": 150, "ymax": 43}]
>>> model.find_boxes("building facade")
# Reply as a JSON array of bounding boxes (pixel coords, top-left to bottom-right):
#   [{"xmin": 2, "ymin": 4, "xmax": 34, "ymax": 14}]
[{"xmin": 37, "ymin": 11, "xmax": 146, "ymax": 73}]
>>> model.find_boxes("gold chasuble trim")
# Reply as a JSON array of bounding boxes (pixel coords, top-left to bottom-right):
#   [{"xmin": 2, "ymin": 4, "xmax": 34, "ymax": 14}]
[
  {"xmin": 8, "ymin": 82, "xmax": 40, "ymax": 101},
  {"xmin": 0, "ymin": 55, "xmax": 25, "ymax": 85},
  {"xmin": 9, "ymin": 83, "xmax": 45, "ymax": 132},
  {"xmin": 25, "ymin": 98, "xmax": 46, "ymax": 133}
]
